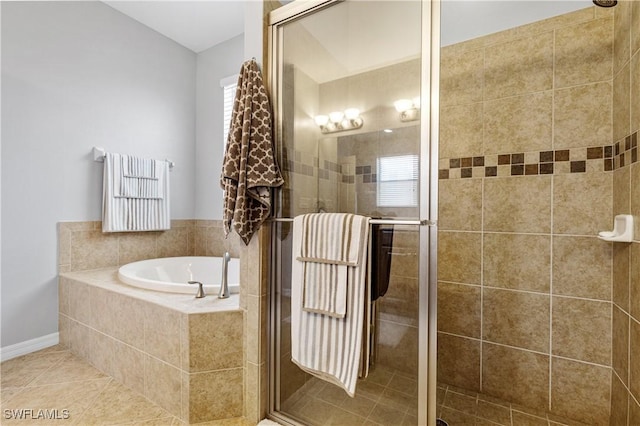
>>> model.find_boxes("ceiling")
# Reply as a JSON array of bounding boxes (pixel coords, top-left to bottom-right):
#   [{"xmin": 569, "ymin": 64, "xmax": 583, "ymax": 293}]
[
  {"xmin": 103, "ymin": 1, "xmax": 245, "ymax": 53},
  {"xmin": 103, "ymin": 0, "xmax": 594, "ymax": 56}
]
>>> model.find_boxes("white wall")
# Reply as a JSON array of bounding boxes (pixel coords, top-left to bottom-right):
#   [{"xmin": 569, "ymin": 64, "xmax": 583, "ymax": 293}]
[
  {"xmin": 1, "ymin": 1, "xmax": 197, "ymax": 348},
  {"xmin": 195, "ymin": 34, "xmax": 244, "ymax": 219}
]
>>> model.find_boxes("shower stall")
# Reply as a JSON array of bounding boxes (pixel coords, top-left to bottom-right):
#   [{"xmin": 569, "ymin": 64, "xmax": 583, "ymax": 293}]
[{"xmin": 267, "ymin": 1, "xmax": 633, "ymax": 425}]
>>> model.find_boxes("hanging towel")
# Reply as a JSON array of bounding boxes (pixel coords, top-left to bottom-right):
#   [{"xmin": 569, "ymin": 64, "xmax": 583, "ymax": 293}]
[
  {"xmin": 220, "ymin": 59, "xmax": 284, "ymax": 245},
  {"xmin": 102, "ymin": 152, "xmax": 170, "ymax": 232},
  {"xmin": 291, "ymin": 213, "xmax": 371, "ymax": 397},
  {"xmin": 297, "ymin": 213, "xmax": 366, "ymax": 318}
]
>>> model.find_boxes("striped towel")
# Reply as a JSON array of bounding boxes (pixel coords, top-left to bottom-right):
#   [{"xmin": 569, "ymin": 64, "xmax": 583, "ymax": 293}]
[
  {"xmin": 118, "ymin": 156, "xmax": 161, "ymax": 199},
  {"xmin": 102, "ymin": 152, "xmax": 170, "ymax": 232},
  {"xmin": 291, "ymin": 214, "xmax": 370, "ymax": 397},
  {"xmin": 297, "ymin": 214, "xmax": 366, "ymax": 318}
]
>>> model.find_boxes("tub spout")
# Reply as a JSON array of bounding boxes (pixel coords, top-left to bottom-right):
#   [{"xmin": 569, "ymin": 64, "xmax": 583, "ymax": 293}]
[
  {"xmin": 219, "ymin": 252, "xmax": 231, "ymax": 299},
  {"xmin": 188, "ymin": 281, "xmax": 206, "ymax": 298}
]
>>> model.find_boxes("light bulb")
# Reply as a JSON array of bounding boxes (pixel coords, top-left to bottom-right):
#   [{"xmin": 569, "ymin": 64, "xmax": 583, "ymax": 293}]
[
  {"xmin": 394, "ymin": 99, "xmax": 413, "ymax": 113},
  {"xmin": 344, "ymin": 108, "xmax": 360, "ymax": 120},
  {"xmin": 329, "ymin": 111, "xmax": 344, "ymax": 123},
  {"xmin": 314, "ymin": 115, "xmax": 329, "ymax": 126}
]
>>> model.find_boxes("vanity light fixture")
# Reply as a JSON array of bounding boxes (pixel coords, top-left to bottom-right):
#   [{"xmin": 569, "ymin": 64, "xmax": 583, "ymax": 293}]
[
  {"xmin": 314, "ymin": 108, "xmax": 363, "ymax": 134},
  {"xmin": 394, "ymin": 97, "xmax": 420, "ymax": 122}
]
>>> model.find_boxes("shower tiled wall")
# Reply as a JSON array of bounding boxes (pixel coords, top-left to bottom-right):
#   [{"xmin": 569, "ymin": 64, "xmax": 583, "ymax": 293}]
[
  {"xmin": 610, "ymin": 1, "xmax": 640, "ymax": 425},
  {"xmin": 438, "ymin": 6, "xmax": 618, "ymax": 424}
]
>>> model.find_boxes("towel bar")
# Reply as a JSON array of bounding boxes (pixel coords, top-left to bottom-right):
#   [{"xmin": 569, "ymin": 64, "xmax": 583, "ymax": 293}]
[
  {"xmin": 270, "ymin": 217, "xmax": 434, "ymax": 226},
  {"xmin": 92, "ymin": 147, "xmax": 175, "ymax": 169}
]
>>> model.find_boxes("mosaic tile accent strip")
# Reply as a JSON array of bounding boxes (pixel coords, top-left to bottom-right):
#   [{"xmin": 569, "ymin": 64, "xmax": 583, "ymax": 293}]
[
  {"xmin": 439, "ymin": 145, "xmax": 615, "ymax": 180},
  {"xmin": 613, "ymin": 131, "xmax": 638, "ymax": 170}
]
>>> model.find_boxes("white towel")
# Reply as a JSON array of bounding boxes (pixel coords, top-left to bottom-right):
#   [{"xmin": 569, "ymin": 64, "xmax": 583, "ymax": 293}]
[
  {"xmin": 291, "ymin": 214, "xmax": 370, "ymax": 397},
  {"xmin": 102, "ymin": 152, "xmax": 170, "ymax": 232}
]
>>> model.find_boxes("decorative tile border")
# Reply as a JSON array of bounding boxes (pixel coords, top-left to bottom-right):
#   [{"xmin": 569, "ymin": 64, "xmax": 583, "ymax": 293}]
[
  {"xmin": 439, "ymin": 145, "xmax": 616, "ymax": 180},
  {"xmin": 613, "ymin": 131, "xmax": 638, "ymax": 170}
]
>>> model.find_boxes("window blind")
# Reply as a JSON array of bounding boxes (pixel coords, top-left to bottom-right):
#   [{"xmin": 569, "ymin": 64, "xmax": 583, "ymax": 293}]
[
  {"xmin": 376, "ymin": 154, "xmax": 419, "ymax": 207},
  {"xmin": 221, "ymin": 75, "xmax": 238, "ymax": 145}
]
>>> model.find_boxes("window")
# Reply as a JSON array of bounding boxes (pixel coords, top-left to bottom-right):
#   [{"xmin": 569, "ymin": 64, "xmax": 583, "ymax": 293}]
[
  {"xmin": 220, "ymin": 75, "xmax": 238, "ymax": 144},
  {"xmin": 376, "ymin": 154, "xmax": 419, "ymax": 207}
]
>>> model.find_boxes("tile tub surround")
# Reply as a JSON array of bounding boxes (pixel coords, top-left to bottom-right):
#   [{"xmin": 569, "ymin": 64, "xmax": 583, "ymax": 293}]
[
  {"xmin": 57, "ymin": 219, "xmax": 269, "ymax": 423},
  {"xmin": 59, "ymin": 268, "xmax": 244, "ymax": 423}
]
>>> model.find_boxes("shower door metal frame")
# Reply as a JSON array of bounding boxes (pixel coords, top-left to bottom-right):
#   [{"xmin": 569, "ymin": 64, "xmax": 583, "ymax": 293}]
[{"xmin": 266, "ymin": 1, "xmax": 440, "ymax": 425}]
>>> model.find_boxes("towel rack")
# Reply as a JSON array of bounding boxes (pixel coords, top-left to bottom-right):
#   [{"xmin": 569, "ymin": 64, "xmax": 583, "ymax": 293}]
[
  {"xmin": 92, "ymin": 147, "xmax": 175, "ymax": 169},
  {"xmin": 270, "ymin": 217, "xmax": 434, "ymax": 226}
]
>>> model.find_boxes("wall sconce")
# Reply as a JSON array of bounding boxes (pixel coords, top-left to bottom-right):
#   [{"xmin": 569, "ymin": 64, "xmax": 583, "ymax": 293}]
[
  {"xmin": 314, "ymin": 108, "xmax": 363, "ymax": 134},
  {"xmin": 394, "ymin": 97, "xmax": 420, "ymax": 122}
]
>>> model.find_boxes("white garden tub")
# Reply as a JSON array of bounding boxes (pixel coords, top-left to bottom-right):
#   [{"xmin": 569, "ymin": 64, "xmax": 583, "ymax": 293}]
[{"xmin": 118, "ymin": 256, "xmax": 240, "ymax": 295}]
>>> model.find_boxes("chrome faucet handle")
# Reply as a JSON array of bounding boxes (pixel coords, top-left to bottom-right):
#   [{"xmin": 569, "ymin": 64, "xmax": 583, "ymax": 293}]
[
  {"xmin": 188, "ymin": 281, "xmax": 206, "ymax": 298},
  {"xmin": 219, "ymin": 252, "xmax": 231, "ymax": 299}
]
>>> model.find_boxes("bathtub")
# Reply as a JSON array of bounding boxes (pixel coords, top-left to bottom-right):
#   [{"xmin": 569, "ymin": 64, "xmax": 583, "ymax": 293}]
[{"xmin": 118, "ymin": 256, "xmax": 240, "ymax": 295}]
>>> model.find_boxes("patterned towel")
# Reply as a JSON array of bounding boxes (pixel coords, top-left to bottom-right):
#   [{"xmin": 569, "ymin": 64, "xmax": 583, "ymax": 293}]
[{"xmin": 220, "ymin": 59, "xmax": 284, "ymax": 245}]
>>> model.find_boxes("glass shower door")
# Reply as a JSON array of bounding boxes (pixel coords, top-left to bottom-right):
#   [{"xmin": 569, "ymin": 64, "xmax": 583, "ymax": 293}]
[{"xmin": 268, "ymin": 1, "xmax": 437, "ymax": 425}]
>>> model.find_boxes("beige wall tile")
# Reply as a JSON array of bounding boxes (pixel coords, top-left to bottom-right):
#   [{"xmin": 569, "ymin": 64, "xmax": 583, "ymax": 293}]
[
  {"xmin": 483, "ymin": 233, "xmax": 551, "ymax": 292},
  {"xmin": 632, "ymin": 165, "xmax": 640, "ymax": 241},
  {"xmin": 483, "ymin": 176, "xmax": 551, "ymax": 233},
  {"xmin": 58, "ymin": 223, "xmax": 71, "ymax": 268},
  {"xmin": 58, "ymin": 314, "xmax": 70, "ymax": 348},
  {"xmin": 379, "ymin": 276, "xmax": 418, "ymax": 326},
  {"xmin": 187, "ymin": 368, "xmax": 243, "ymax": 423},
  {"xmin": 68, "ymin": 280, "xmax": 93, "ymax": 326},
  {"xmin": 631, "ymin": 53, "xmax": 640, "ymax": 133},
  {"xmin": 555, "ymin": 17, "xmax": 613, "ymax": 89},
  {"xmin": 437, "ymin": 282, "xmax": 481, "ymax": 338},
  {"xmin": 613, "ymin": 305, "xmax": 630, "ymax": 387},
  {"xmin": 144, "ymin": 355, "xmax": 182, "ymax": 418},
  {"xmin": 436, "ymin": 333, "xmax": 480, "ymax": 392},
  {"xmin": 440, "ymin": 48, "xmax": 483, "ymax": 107},
  {"xmin": 614, "ymin": 62, "xmax": 631, "ymax": 142},
  {"xmin": 482, "ymin": 343, "xmax": 549, "ymax": 410},
  {"xmin": 517, "ymin": 7, "xmax": 596, "ymax": 38},
  {"xmin": 552, "ymin": 236, "xmax": 612, "ymax": 300},
  {"xmin": 438, "ymin": 178, "xmax": 482, "ymax": 231},
  {"xmin": 633, "ymin": 1, "xmax": 640, "ymax": 57},
  {"xmin": 186, "ymin": 311, "xmax": 243, "ymax": 372},
  {"xmin": 439, "ymin": 103, "xmax": 483, "ymax": 159},
  {"xmin": 610, "ymin": 373, "xmax": 630, "ymax": 426},
  {"xmin": 630, "ymin": 318, "xmax": 640, "ymax": 400},
  {"xmin": 92, "ymin": 288, "xmax": 145, "ymax": 349},
  {"xmin": 58, "ymin": 277, "xmax": 70, "ymax": 315},
  {"xmin": 118, "ymin": 232, "xmax": 157, "ymax": 265},
  {"xmin": 483, "ymin": 288, "xmax": 550, "ymax": 353},
  {"xmin": 552, "ymin": 297, "xmax": 611, "ymax": 365},
  {"xmin": 614, "ymin": 0, "xmax": 632, "ymax": 72},
  {"xmin": 484, "ymin": 91, "xmax": 553, "ymax": 155},
  {"xmin": 554, "ymin": 82, "xmax": 612, "ymax": 149},
  {"xmin": 484, "ymin": 32, "xmax": 553, "ymax": 100},
  {"xmin": 550, "ymin": 357, "xmax": 611, "ymax": 425},
  {"xmin": 437, "ymin": 231, "xmax": 482, "ymax": 284},
  {"xmin": 109, "ymin": 337, "xmax": 145, "ymax": 396},
  {"xmin": 377, "ymin": 321, "xmax": 417, "ymax": 376},
  {"xmin": 70, "ymin": 230, "xmax": 118, "ymax": 271},
  {"xmin": 614, "ymin": 166, "xmax": 631, "ymax": 217},
  {"xmin": 630, "ymin": 395, "xmax": 640, "ymax": 425},
  {"xmin": 157, "ymin": 227, "xmax": 190, "ymax": 258},
  {"xmin": 613, "ymin": 242, "xmax": 630, "ymax": 312},
  {"xmin": 629, "ymin": 243, "xmax": 640, "ymax": 320},
  {"xmin": 553, "ymin": 172, "xmax": 612, "ymax": 236},
  {"xmin": 144, "ymin": 303, "xmax": 183, "ymax": 368}
]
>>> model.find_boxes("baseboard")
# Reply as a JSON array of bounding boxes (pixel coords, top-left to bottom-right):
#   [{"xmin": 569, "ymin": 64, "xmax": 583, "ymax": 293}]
[{"xmin": 1, "ymin": 332, "xmax": 59, "ymax": 362}]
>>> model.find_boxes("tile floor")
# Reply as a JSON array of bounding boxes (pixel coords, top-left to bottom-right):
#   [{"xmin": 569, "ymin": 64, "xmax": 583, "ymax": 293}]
[
  {"xmin": 1, "ymin": 346, "xmax": 592, "ymax": 426},
  {"xmin": 0, "ymin": 345, "xmax": 252, "ymax": 425},
  {"xmin": 279, "ymin": 365, "xmax": 587, "ymax": 426}
]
